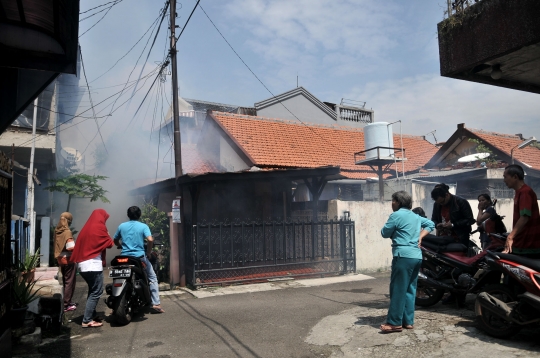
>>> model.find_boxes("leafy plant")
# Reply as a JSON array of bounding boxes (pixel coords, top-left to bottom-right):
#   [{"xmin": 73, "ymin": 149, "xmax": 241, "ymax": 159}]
[
  {"xmin": 11, "ymin": 276, "xmax": 42, "ymax": 308},
  {"xmin": 468, "ymin": 138, "xmax": 497, "ymax": 164},
  {"xmin": 17, "ymin": 248, "xmax": 41, "ymax": 274},
  {"xmin": 140, "ymin": 201, "xmax": 170, "ymax": 281},
  {"xmin": 44, "ymin": 173, "xmax": 110, "ymax": 212}
]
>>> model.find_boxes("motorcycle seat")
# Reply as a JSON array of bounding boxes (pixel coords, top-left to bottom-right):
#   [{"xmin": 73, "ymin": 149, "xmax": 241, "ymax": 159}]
[
  {"xmin": 444, "ymin": 250, "xmax": 487, "ymax": 266},
  {"xmin": 495, "ymin": 252, "xmax": 540, "ymax": 272}
]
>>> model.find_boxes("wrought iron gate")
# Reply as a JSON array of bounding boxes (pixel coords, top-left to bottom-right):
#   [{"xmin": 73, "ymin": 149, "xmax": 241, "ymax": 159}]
[
  {"xmin": 186, "ymin": 218, "xmax": 355, "ymax": 287},
  {"xmin": 0, "ymin": 152, "xmax": 12, "ymax": 345}
]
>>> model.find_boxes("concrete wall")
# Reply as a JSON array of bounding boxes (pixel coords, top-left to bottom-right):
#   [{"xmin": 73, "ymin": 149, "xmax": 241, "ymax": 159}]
[
  {"xmin": 256, "ymin": 94, "xmax": 335, "ymax": 126},
  {"xmin": 326, "ymin": 193, "xmax": 521, "ymax": 273},
  {"xmin": 329, "ymin": 199, "xmax": 394, "ymax": 272},
  {"xmin": 219, "ymin": 136, "xmax": 249, "ymax": 172}
]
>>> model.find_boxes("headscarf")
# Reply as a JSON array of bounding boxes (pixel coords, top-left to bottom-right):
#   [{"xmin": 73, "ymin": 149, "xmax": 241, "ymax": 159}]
[
  {"xmin": 70, "ymin": 209, "xmax": 113, "ymax": 266},
  {"xmin": 54, "ymin": 212, "xmax": 73, "ymax": 258}
]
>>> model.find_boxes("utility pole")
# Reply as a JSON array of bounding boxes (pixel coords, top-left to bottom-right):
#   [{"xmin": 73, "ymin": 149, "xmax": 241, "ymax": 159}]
[
  {"xmin": 169, "ymin": 0, "xmax": 185, "ymax": 287},
  {"xmin": 26, "ymin": 97, "xmax": 38, "ymax": 255}
]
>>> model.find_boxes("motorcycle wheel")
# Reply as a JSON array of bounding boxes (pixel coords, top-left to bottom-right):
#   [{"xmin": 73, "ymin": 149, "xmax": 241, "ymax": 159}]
[
  {"xmin": 475, "ymin": 284, "xmax": 520, "ymax": 338},
  {"xmin": 415, "ymin": 265, "xmax": 445, "ymax": 307},
  {"xmin": 112, "ymin": 284, "xmax": 132, "ymax": 326},
  {"xmin": 415, "ymin": 282, "xmax": 445, "ymax": 307}
]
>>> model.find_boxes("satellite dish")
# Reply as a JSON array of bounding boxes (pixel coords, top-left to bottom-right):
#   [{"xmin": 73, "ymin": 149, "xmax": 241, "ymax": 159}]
[
  {"xmin": 60, "ymin": 147, "xmax": 82, "ymax": 163},
  {"xmin": 457, "ymin": 152, "xmax": 490, "ymax": 163}
]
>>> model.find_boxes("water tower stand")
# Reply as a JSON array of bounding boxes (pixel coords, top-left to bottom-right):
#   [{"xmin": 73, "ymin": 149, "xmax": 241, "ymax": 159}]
[{"xmin": 354, "ymin": 146, "xmax": 406, "ymax": 201}]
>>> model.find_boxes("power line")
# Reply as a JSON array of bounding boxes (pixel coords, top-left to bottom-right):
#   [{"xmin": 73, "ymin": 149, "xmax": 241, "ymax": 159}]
[
  {"xmin": 15, "ymin": 68, "xmax": 160, "ymax": 149},
  {"xmin": 89, "ymin": 13, "xmax": 163, "ymax": 83},
  {"xmin": 79, "ymin": 65, "xmax": 164, "ymax": 156},
  {"xmin": 174, "ymin": 0, "xmax": 201, "ymax": 46},
  {"xmin": 80, "ymin": 2, "xmax": 119, "ymax": 21},
  {"xmin": 80, "ymin": 48, "xmax": 108, "ymax": 155},
  {"xmin": 198, "ymin": 4, "xmax": 352, "ymax": 160},
  {"xmin": 107, "ymin": 4, "xmax": 168, "ymax": 119},
  {"xmin": 80, "ymin": 0, "xmax": 119, "ymax": 15},
  {"xmin": 129, "ymin": 1, "xmax": 170, "ymax": 102},
  {"xmin": 79, "ymin": 0, "xmax": 124, "ymax": 37}
]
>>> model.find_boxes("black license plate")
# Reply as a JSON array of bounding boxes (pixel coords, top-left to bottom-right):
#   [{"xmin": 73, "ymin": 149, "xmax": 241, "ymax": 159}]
[{"xmin": 110, "ymin": 268, "xmax": 131, "ymax": 278}]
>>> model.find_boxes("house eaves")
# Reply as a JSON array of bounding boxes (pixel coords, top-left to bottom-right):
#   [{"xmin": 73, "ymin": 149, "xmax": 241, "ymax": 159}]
[{"xmin": 254, "ymin": 87, "xmax": 337, "ymax": 120}]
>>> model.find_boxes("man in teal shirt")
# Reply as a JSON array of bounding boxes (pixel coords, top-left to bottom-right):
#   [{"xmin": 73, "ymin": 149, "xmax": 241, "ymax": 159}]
[
  {"xmin": 380, "ymin": 191, "xmax": 434, "ymax": 333},
  {"xmin": 114, "ymin": 206, "xmax": 165, "ymax": 313}
]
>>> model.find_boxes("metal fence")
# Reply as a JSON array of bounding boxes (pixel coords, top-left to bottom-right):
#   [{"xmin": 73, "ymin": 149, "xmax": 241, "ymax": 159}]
[{"xmin": 186, "ymin": 218, "xmax": 356, "ymax": 287}]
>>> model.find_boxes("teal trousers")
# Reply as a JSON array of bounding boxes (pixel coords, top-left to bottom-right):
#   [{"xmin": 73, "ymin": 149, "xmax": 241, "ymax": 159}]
[{"xmin": 387, "ymin": 256, "xmax": 422, "ymax": 326}]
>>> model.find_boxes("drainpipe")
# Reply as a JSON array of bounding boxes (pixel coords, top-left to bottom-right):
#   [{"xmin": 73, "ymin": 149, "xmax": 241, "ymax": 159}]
[{"xmin": 26, "ymin": 97, "xmax": 38, "ymax": 255}]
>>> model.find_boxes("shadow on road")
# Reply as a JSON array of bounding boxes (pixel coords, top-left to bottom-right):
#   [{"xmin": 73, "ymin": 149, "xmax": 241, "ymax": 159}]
[{"xmin": 172, "ymin": 300, "xmax": 262, "ymax": 358}]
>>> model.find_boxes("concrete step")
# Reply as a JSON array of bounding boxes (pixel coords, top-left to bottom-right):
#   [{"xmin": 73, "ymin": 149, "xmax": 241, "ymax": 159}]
[{"xmin": 34, "ymin": 267, "xmax": 59, "ymax": 282}]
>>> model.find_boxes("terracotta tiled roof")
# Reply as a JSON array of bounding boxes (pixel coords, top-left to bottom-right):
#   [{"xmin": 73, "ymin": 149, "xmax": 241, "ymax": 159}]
[
  {"xmin": 211, "ymin": 112, "xmax": 437, "ymax": 179},
  {"xmin": 468, "ymin": 128, "xmax": 540, "ymax": 170},
  {"xmin": 182, "ymin": 144, "xmax": 221, "ymax": 174}
]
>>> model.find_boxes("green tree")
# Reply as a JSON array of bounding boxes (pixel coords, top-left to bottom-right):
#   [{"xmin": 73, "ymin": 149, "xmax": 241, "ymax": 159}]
[
  {"xmin": 44, "ymin": 173, "xmax": 110, "ymax": 212},
  {"xmin": 140, "ymin": 201, "xmax": 170, "ymax": 281},
  {"xmin": 468, "ymin": 138, "xmax": 497, "ymax": 164}
]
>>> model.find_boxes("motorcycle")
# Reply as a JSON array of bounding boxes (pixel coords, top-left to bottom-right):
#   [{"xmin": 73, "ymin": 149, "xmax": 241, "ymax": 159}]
[
  {"xmin": 475, "ymin": 251, "xmax": 540, "ymax": 338},
  {"xmin": 415, "ymin": 230, "xmax": 505, "ymax": 307},
  {"xmin": 104, "ymin": 255, "xmax": 152, "ymax": 325}
]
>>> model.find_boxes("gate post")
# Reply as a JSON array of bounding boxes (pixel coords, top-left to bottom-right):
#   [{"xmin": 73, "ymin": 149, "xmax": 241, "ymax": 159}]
[{"xmin": 340, "ymin": 221, "xmax": 347, "ymax": 272}]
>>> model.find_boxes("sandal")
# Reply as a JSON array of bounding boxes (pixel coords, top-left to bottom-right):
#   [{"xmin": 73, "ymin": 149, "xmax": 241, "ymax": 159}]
[
  {"xmin": 82, "ymin": 320, "xmax": 103, "ymax": 328},
  {"xmin": 380, "ymin": 323, "xmax": 402, "ymax": 333},
  {"xmin": 404, "ymin": 325, "xmax": 414, "ymax": 329},
  {"xmin": 151, "ymin": 305, "xmax": 165, "ymax": 314}
]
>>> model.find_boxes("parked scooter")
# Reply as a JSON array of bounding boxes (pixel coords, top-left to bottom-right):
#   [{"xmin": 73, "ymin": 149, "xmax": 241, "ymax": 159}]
[
  {"xmin": 415, "ymin": 230, "xmax": 505, "ymax": 307},
  {"xmin": 104, "ymin": 255, "xmax": 152, "ymax": 325},
  {"xmin": 475, "ymin": 251, "xmax": 540, "ymax": 338}
]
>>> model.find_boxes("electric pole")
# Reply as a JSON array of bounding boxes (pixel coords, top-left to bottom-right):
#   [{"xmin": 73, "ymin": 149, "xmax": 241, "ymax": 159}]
[{"xmin": 169, "ymin": 0, "xmax": 185, "ymax": 287}]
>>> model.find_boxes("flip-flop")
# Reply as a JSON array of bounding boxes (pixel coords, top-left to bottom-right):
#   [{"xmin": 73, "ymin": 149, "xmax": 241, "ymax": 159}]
[
  {"xmin": 380, "ymin": 323, "xmax": 402, "ymax": 333},
  {"xmin": 404, "ymin": 325, "xmax": 414, "ymax": 329},
  {"xmin": 151, "ymin": 305, "xmax": 165, "ymax": 313},
  {"xmin": 82, "ymin": 320, "xmax": 103, "ymax": 328}
]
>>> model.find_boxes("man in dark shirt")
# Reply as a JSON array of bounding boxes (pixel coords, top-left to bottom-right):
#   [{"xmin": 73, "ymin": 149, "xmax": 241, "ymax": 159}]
[
  {"xmin": 503, "ymin": 165, "xmax": 540, "ymax": 258},
  {"xmin": 431, "ymin": 183, "xmax": 475, "ymax": 246}
]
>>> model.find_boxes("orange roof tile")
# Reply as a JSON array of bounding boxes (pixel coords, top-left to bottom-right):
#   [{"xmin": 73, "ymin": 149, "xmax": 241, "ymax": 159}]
[
  {"xmin": 182, "ymin": 144, "xmax": 221, "ymax": 174},
  {"xmin": 211, "ymin": 112, "xmax": 437, "ymax": 179},
  {"xmin": 469, "ymin": 129, "xmax": 540, "ymax": 170}
]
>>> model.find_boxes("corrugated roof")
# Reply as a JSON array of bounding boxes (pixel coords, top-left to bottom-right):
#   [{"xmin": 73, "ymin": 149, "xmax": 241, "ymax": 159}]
[{"xmin": 211, "ymin": 112, "xmax": 437, "ymax": 179}]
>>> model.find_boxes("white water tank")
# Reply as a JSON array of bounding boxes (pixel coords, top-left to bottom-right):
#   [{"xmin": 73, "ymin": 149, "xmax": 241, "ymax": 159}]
[{"xmin": 364, "ymin": 122, "xmax": 394, "ymax": 160}]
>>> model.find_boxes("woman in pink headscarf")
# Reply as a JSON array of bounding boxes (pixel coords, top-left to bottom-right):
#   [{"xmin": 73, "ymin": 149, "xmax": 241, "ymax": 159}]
[{"xmin": 71, "ymin": 209, "xmax": 114, "ymax": 328}]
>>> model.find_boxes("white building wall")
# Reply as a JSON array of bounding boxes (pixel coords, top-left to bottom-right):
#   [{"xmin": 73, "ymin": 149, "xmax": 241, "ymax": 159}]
[
  {"xmin": 327, "ymin": 197, "xmax": 528, "ymax": 273},
  {"xmin": 257, "ymin": 94, "xmax": 335, "ymax": 125}
]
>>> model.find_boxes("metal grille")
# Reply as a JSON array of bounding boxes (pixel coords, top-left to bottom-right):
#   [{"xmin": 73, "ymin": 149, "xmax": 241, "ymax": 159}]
[
  {"xmin": 185, "ymin": 219, "xmax": 355, "ymax": 287},
  {"xmin": 0, "ymin": 151, "xmax": 12, "ymax": 338}
]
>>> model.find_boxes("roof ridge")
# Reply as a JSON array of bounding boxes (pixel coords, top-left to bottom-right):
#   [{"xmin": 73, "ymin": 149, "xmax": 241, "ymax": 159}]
[
  {"xmin": 468, "ymin": 127, "xmax": 521, "ymax": 139},
  {"xmin": 213, "ymin": 111, "xmax": 366, "ymax": 132}
]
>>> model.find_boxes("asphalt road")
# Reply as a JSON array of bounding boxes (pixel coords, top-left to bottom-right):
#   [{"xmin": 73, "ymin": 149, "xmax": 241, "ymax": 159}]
[
  {"xmin": 24, "ymin": 273, "xmax": 390, "ymax": 358},
  {"xmin": 15, "ymin": 271, "xmax": 540, "ymax": 358}
]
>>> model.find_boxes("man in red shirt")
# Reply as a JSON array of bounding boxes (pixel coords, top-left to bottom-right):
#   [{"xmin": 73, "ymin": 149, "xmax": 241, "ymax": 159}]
[{"xmin": 503, "ymin": 164, "xmax": 540, "ymax": 258}]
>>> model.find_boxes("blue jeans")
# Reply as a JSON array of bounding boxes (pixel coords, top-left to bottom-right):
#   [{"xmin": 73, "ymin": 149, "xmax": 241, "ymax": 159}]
[
  {"xmin": 387, "ymin": 256, "xmax": 422, "ymax": 326},
  {"xmin": 142, "ymin": 256, "xmax": 160, "ymax": 306},
  {"xmin": 79, "ymin": 271, "xmax": 104, "ymax": 324}
]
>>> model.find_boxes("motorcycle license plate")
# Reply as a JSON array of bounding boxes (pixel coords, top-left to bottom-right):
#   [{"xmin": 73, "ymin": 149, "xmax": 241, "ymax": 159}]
[{"xmin": 110, "ymin": 268, "xmax": 131, "ymax": 278}]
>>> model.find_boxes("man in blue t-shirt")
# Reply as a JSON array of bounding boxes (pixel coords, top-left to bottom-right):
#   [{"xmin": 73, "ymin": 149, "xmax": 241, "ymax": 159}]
[{"xmin": 113, "ymin": 206, "xmax": 164, "ymax": 313}]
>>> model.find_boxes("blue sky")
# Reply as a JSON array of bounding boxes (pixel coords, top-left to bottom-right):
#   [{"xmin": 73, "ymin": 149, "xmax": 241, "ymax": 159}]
[{"xmin": 77, "ymin": 0, "xmax": 540, "ymax": 149}]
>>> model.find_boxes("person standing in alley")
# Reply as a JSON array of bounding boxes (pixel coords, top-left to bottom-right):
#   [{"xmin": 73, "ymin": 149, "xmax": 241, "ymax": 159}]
[
  {"xmin": 70, "ymin": 209, "xmax": 114, "ymax": 328},
  {"xmin": 380, "ymin": 191, "xmax": 435, "ymax": 333},
  {"xmin": 503, "ymin": 164, "xmax": 540, "ymax": 258},
  {"xmin": 114, "ymin": 206, "xmax": 164, "ymax": 313},
  {"xmin": 54, "ymin": 212, "xmax": 77, "ymax": 312}
]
